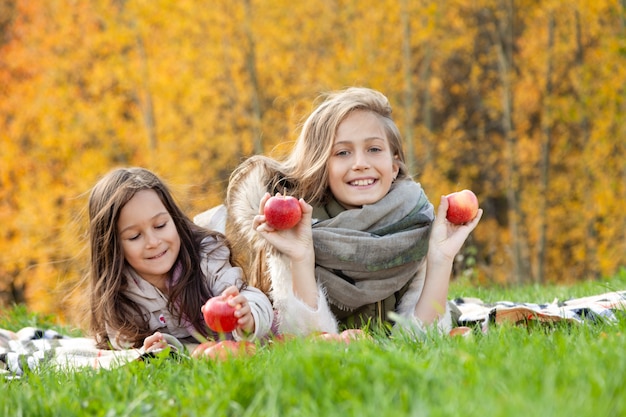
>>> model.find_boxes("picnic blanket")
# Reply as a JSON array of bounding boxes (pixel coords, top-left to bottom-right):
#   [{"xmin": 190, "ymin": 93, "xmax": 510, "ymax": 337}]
[
  {"xmin": 0, "ymin": 327, "xmax": 147, "ymax": 379},
  {"xmin": 452, "ymin": 289, "xmax": 626, "ymax": 331},
  {"xmin": 2, "ymin": 290, "xmax": 625, "ymax": 378}
]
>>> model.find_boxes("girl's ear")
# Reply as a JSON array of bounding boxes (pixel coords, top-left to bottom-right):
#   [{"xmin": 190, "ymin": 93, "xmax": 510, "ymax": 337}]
[{"xmin": 392, "ymin": 155, "xmax": 400, "ymax": 179}]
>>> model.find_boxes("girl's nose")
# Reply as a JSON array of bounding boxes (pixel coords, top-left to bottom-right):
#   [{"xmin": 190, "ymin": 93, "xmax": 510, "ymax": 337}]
[
  {"xmin": 352, "ymin": 150, "xmax": 370, "ymax": 170},
  {"xmin": 145, "ymin": 231, "xmax": 160, "ymax": 248}
]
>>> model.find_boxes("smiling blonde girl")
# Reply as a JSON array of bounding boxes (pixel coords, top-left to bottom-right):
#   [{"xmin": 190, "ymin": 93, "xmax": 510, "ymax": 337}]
[{"xmin": 221, "ymin": 87, "xmax": 482, "ymax": 337}]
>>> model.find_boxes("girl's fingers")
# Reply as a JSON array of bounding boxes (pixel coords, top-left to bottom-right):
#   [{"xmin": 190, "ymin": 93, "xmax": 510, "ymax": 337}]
[
  {"xmin": 144, "ymin": 332, "xmax": 167, "ymax": 351},
  {"xmin": 258, "ymin": 193, "xmax": 272, "ymax": 215},
  {"xmin": 221, "ymin": 285, "xmax": 240, "ymax": 298}
]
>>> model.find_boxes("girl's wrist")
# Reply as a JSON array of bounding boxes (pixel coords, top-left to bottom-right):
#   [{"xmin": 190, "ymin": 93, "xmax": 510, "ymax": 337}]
[
  {"xmin": 427, "ymin": 248, "xmax": 455, "ymax": 266},
  {"xmin": 288, "ymin": 245, "xmax": 315, "ymax": 265}
]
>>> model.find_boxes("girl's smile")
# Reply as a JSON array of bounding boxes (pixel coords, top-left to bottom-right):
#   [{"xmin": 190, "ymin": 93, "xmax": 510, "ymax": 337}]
[
  {"xmin": 348, "ymin": 178, "xmax": 378, "ymax": 187},
  {"xmin": 147, "ymin": 249, "xmax": 168, "ymax": 260}
]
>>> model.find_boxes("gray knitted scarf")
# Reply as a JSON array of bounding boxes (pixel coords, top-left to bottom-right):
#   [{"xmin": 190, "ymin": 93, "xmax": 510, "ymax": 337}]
[{"xmin": 312, "ymin": 180, "xmax": 434, "ymax": 310}]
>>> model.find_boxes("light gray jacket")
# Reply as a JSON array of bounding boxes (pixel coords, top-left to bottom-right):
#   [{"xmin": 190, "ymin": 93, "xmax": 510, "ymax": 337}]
[{"xmin": 107, "ymin": 235, "xmax": 274, "ymax": 349}]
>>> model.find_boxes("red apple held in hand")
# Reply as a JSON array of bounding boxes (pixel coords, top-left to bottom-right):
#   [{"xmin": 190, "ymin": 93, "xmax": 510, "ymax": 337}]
[
  {"xmin": 445, "ymin": 189, "xmax": 479, "ymax": 225},
  {"xmin": 202, "ymin": 296, "xmax": 238, "ymax": 333},
  {"xmin": 263, "ymin": 194, "xmax": 302, "ymax": 230}
]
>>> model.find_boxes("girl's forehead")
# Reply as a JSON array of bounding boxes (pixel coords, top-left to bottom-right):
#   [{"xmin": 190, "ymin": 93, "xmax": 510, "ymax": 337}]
[
  {"xmin": 335, "ymin": 112, "xmax": 388, "ymax": 143},
  {"xmin": 118, "ymin": 189, "xmax": 168, "ymax": 229}
]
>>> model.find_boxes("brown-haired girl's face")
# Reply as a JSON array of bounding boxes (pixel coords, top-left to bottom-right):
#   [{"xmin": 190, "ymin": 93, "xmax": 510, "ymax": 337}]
[
  {"xmin": 117, "ymin": 189, "xmax": 181, "ymax": 289},
  {"xmin": 327, "ymin": 110, "xmax": 399, "ymax": 209}
]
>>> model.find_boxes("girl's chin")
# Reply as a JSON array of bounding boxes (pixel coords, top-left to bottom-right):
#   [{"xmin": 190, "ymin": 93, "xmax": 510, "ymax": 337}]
[{"xmin": 341, "ymin": 198, "xmax": 380, "ymax": 208}]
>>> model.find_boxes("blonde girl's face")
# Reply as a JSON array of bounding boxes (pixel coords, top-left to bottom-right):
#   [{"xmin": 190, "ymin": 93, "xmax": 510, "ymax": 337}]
[
  {"xmin": 117, "ymin": 189, "xmax": 181, "ymax": 289},
  {"xmin": 327, "ymin": 110, "xmax": 400, "ymax": 209}
]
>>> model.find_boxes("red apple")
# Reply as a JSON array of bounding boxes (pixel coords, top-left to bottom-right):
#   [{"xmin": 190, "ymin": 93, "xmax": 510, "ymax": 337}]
[
  {"xmin": 311, "ymin": 329, "xmax": 371, "ymax": 344},
  {"xmin": 449, "ymin": 326, "xmax": 473, "ymax": 337},
  {"xmin": 263, "ymin": 194, "xmax": 302, "ymax": 230},
  {"xmin": 199, "ymin": 340, "xmax": 256, "ymax": 361},
  {"xmin": 191, "ymin": 341, "xmax": 218, "ymax": 358},
  {"xmin": 339, "ymin": 328, "xmax": 371, "ymax": 342},
  {"xmin": 445, "ymin": 189, "xmax": 479, "ymax": 225},
  {"xmin": 311, "ymin": 332, "xmax": 345, "ymax": 343},
  {"xmin": 202, "ymin": 296, "xmax": 238, "ymax": 333}
]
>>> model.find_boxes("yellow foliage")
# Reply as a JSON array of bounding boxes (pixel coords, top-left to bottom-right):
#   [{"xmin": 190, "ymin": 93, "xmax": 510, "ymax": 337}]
[{"xmin": 1, "ymin": 0, "xmax": 625, "ymax": 322}]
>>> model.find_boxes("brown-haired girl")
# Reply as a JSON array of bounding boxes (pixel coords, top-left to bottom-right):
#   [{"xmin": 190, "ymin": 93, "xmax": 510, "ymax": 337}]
[{"xmin": 88, "ymin": 167, "xmax": 273, "ymax": 351}]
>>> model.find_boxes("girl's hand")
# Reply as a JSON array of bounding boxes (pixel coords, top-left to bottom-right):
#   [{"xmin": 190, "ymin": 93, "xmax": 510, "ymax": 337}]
[
  {"xmin": 221, "ymin": 286, "xmax": 255, "ymax": 334},
  {"xmin": 142, "ymin": 331, "xmax": 169, "ymax": 352},
  {"xmin": 429, "ymin": 195, "xmax": 483, "ymax": 262},
  {"xmin": 252, "ymin": 193, "xmax": 319, "ymax": 309},
  {"xmin": 252, "ymin": 193, "xmax": 315, "ymax": 263}
]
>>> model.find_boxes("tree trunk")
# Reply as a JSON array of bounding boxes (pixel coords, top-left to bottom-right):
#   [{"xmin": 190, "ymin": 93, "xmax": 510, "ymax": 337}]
[
  {"xmin": 402, "ymin": 0, "xmax": 434, "ymax": 176},
  {"xmin": 537, "ymin": 13, "xmax": 555, "ymax": 284},
  {"xmin": 135, "ymin": 31, "xmax": 158, "ymax": 153},
  {"xmin": 419, "ymin": 44, "xmax": 433, "ymax": 167},
  {"xmin": 243, "ymin": 0, "xmax": 263, "ymax": 155},
  {"xmin": 575, "ymin": 11, "xmax": 599, "ymax": 280},
  {"xmin": 117, "ymin": 0, "xmax": 158, "ymax": 155},
  {"xmin": 401, "ymin": 0, "xmax": 415, "ymax": 175},
  {"xmin": 491, "ymin": 0, "xmax": 532, "ymax": 284}
]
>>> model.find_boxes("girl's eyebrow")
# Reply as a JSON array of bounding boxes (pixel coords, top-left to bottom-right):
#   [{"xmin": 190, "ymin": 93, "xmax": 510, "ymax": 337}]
[
  {"xmin": 333, "ymin": 137, "xmax": 386, "ymax": 146},
  {"xmin": 119, "ymin": 211, "xmax": 169, "ymax": 234}
]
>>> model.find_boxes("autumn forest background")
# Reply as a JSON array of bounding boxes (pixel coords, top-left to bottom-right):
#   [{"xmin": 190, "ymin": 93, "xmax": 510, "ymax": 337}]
[{"xmin": 1, "ymin": 0, "xmax": 625, "ymax": 326}]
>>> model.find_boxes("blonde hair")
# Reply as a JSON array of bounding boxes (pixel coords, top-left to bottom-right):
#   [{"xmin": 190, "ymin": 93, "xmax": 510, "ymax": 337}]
[
  {"xmin": 278, "ymin": 87, "xmax": 408, "ymax": 205},
  {"xmin": 226, "ymin": 88, "xmax": 409, "ymax": 295}
]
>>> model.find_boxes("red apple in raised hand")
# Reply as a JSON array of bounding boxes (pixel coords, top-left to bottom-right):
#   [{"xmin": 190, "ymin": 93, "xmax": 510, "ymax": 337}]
[
  {"xmin": 202, "ymin": 296, "xmax": 238, "ymax": 333},
  {"xmin": 445, "ymin": 189, "xmax": 479, "ymax": 225},
  {"xmin": 263, "ymin": 194, "xmax": 302, "ymax": 230}
]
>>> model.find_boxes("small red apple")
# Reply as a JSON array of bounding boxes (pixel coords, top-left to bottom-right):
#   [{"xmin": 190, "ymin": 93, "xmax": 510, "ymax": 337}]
[
  {"xmin": 263, "ymin": 194, "xmax": 302, "ymax": 230},
  {"xmin": 311, "ymin": 329, "xmax": 371, "ymax": 344},
  {"xmin": 191, "ymin": 341, "xmax": 218, "ymax": 358},
  {"xmin": 200, "ymin": 340, "xmax": 256, "ymax": 361},
  {"xmin": 449, "ymin": 326, "xmax": 473, "ymax": 337},
  {"xmin": 202, "ymin": 296, "xmax": 238, "ymax": 333},
  {"xmin": 311, "ymin": 332, "xmax": 345, "ymax": 343},
  {"xmin": 445, "ymin": 189, "xmax": 479, "ymax": 225},
  {"xmin": 339, "ymin": 328, "xmax": 371, "ymax": 342}
]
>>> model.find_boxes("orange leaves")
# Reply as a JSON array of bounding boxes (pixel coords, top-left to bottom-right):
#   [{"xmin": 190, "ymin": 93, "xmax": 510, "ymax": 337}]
[{"xmin": 0, "ymin": 0, "xmax": 625, "ymax": 321}]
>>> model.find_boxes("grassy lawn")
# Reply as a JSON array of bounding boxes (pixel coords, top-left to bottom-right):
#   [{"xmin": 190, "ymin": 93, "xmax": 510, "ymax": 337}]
[{"xmin": 2, "ymin": 270, "xmax": 625, "ymax": 417}]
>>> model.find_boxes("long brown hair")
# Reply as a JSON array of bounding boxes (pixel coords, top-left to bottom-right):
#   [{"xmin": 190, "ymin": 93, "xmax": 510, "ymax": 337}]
[{"xmin": 88, "ymin": 167, "xmax": 216, "ymax": 348}]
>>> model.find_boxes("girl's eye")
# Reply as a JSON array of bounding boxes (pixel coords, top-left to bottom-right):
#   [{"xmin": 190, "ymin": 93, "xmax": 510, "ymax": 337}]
[
  {"xmin": 369, "ymin": 147, "xmax": 382, "ymax": 153},
  {"xmin": 128, "ymin": 233, "xmax": 140, "ymax": 241},
  {"xmin": 335, "ymin": 150, "xmax": 350, "ymax": 156},
  {"xmin": 155, "ymin": 222, "xmax": 167, "ymax": 229}
]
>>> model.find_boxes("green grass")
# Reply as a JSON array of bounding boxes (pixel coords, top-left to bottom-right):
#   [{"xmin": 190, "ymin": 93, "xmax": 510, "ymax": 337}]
[{"xmin": 2, "ymin": 269, "xmax": 626, "ymax": 417}]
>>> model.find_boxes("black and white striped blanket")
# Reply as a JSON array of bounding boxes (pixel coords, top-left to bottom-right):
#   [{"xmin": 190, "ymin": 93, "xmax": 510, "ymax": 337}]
[{"xmin": 0, "ymin": 328, "xmax": 144, "ymax": 379}]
